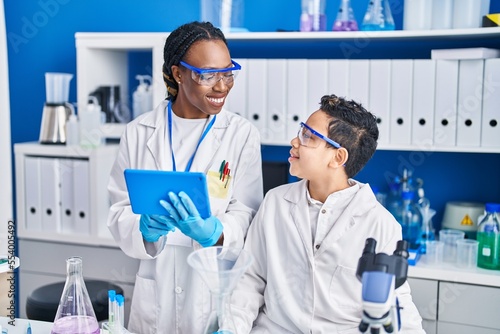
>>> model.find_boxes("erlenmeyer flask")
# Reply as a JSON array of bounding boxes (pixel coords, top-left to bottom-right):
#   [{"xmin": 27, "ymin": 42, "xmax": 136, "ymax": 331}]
[
  {"xmin": 332, "ymin": 0, "xmax": 359, "ymax": 31},
  {"xmin": 361, "ymin": 0, "xmax": 395, "ymax": 31},
  {"xmin": 51, "ymin": 257, "xmax": 100, "ymax": 334},
  {"xmin": 187, "ymin": 247, "xmax": 253, "ymax": 334}
]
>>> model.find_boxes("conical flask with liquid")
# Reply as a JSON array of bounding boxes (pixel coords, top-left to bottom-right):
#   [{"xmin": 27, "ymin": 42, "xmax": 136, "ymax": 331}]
[
  {"xmin": 361, "ymin": 0, "xmax": 395, "ymax": 31},
  {"xmin": 51, "ymin": 257, "xmax": 100, "ymax": 334},
  {"xmin": 332, "ymin": 0, "xmax": 359, "ymax": 31},
  {"xmin": 187, "ymin": 246, "xmax": 253, "ymax": 334}
]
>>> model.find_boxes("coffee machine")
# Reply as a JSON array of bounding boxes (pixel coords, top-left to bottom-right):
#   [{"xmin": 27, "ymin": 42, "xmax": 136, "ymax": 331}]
[{"xmin": 39, "ymin": 72, "xmax": 75, "ymax": 144}]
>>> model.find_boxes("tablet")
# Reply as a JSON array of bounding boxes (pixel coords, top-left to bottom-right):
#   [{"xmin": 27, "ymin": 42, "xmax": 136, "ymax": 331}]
[{"xmin": 124, "ymin": 169, "xmax": 211, "ymax": 218}]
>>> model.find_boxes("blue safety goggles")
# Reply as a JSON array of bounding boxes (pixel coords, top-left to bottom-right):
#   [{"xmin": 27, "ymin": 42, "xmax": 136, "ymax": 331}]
[
  {"xmin": 298, "ymin": 122, "xmax": 341, "ymax": 148},
  {"xmin": 179, "ymin": 60, "xmax": 241, "ymax": 87}
]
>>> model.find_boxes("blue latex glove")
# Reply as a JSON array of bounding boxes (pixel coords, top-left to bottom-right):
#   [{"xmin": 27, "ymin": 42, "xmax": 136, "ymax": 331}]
[
  {"xmin": 160, "ymin": 191, "xmax": 223, "ymax": 247},
  {"xmin": 139, "ymin": 214, "xmax": 176, "ymax": 242}
]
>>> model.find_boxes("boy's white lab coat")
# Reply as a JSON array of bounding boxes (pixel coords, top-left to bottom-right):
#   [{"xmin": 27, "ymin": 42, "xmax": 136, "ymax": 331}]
[
  {"xmin": 232, "ymin": 179, "xmax": 425, "ymax": 334},
  {"xmin": 107, "ymin": 100, "xmax": 263, "ymax": 334}
]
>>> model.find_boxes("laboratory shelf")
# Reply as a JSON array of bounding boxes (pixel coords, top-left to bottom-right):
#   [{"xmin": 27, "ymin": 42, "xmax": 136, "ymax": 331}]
[{"xmin": 224, "ymin": 27, "xmax": 500, "ymax": 41}]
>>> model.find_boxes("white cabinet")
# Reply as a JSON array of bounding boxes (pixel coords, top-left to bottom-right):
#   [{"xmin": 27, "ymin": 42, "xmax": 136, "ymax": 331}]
[
  {"xmin": 408, "ymin": 260, "xmax": 500, "ymax": 334},
  {"xmin": 15, "ymin": 142, "xmax": 119, "ymax": 246}
]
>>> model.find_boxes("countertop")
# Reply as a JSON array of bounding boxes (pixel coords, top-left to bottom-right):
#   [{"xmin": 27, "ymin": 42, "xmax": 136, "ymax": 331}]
[
  {"xmin": 0, "ymin": 317, "xmax": 52, "ymax": 334},
  {"xmin": 408, "ymin": 254, "xmax": 500, "ymax": 288}
]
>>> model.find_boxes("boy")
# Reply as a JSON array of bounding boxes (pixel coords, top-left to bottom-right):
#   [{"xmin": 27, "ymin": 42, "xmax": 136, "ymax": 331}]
[{"xmin": 231, "ymin": 94, "xmax": 424, "ymax": 333}]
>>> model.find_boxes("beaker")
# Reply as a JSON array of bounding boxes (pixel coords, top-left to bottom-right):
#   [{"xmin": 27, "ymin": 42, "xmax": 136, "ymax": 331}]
[
  {"xmin": 332, "ymin": 0, "xmax": 359, "ymax": 31},
  {"xmin": 45, "ymin": 72, "xmax": 73, "ymax": 104},
  {"xmin": 200, "ymin": 0, "xmax": 246, "ymax": 33},
  {"xmin": 51, "ymin": 257, "xmax": 100, "ymax": 334},
  {"xmin": 361, "ymin": 0, "xmax": 395, "ymax": 31},
  {"xmin": 300, "ymin": 0, "xmax": 327, "ymax": 32},
  {"xmin": 187, "ymin": 247, "xmax": 253, "ymax": 334}
]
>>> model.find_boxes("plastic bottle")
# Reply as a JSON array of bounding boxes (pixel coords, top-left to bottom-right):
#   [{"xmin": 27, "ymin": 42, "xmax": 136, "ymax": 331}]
[
  {"xmin": 65, "ymin": 111, "xmax": 79, "ymax": 146},
  {"xmin": 361, "ymin": 0, "xmax": 395, "ymax": 31},
  {"xmin": 300, "ymin": 0, "xmax": 327, "ymax": 32},
  {"xmin": 332, "ymin": 0, "xmax": 359, "ymax": 31},
  {"xmin": 80, "ymin": 96, "xmax": 103, "ymax": 148},
  {"xmin": 133, "ymin": 75, "xmax": 153, "ymax": 119},
  {"xmin": 51, "ymin": 257, "xmax": 100, "ymax": 334},
  {"xmin": 477, "ymin": 203, "xmax": 500, "ymax": 270},
  {"xmin": 400, "ymin": 190, "xmax": 422, "ymax": 250}
]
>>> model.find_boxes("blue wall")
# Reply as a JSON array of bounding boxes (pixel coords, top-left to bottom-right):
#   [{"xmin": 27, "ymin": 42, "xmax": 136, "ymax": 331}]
[{"xmin": 5, "ymin": 0, "xmax": 500, "ymax": 228}]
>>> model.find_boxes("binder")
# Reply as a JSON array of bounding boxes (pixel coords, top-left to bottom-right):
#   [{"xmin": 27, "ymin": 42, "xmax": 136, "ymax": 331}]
[
  {"xmin": 390, "ymin": 60, "xmax": 414, "ymax": 145},
  {"xmin": 246, "ymin": 59, "xmax": 267, "ymax": 141},
  {"xmin": 368, "ymin": 60, "xmax": 391, "ymax": 145},
  {"xmin": 328, "ymin": 59, "xmax": 349, "ymax": 98},
  {"xmin": 286, "ymin": 59, "xmax": 308, "ymax": 142},
  {"xmin": 24, "ymin": 156, "xmax": 42, "ymax": 231},
  {"xmin": 348, "ymin": 60, "xmax": 370, "ymax": 106},
  {"xmin": 225, "ymin": 58, "xmax": 247, "ymax": 118},
  {"xmin": 306, "ymin": 59, "xmax": 329, "ymax": 114},
  {"xmin": 73, "ymin": 159, "xmax": 91, "ymax": 235},
  {"xmin": 39, "ymin": 157, "xmax": 61, "ymax": 232},
  {"xmin": 412, "ymin": 60, "xmax": 436, "ymax": 147},
  {"xmin": 434, "ymin": 60, "xmax": 459, "ymax": 147},
  {"xmin": 266, "ymin": 59, "xmax": 287, "ymax": 144},
  {"xmin": 481, "ymin": 58, "xmax": 500, "ymax": 147},
  {"xmin": 59, "ymin": 158, "xmax": 75, "ymax": 234},
  {"xmin": 456, "ymin": 59, "xmax": 484, "ymax": 147}
]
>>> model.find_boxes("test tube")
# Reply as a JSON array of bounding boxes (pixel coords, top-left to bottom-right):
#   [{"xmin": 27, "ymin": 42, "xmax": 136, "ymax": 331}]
[
  {"xmin": 116, "ymin": 294, "xmax": 125, "ymax": 330},
  {"xmin": 108, "ymin": 290, "xmax": 116, "ymax": 327}
]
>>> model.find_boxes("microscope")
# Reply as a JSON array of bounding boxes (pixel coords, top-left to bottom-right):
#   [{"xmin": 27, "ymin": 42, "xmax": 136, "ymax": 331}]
[{"xmin": 355, "ymin": 238, "xmax": 409, "ymax": 334}]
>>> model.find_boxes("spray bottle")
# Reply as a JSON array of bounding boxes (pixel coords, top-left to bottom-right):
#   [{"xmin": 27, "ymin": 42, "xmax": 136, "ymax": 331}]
[{"xmin": 133, "ymin": 75, "xmax": 153, "ymax": 119}]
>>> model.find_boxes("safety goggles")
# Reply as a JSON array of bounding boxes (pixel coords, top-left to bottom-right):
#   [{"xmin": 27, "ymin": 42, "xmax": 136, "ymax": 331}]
[
  {"xmin": 297, "ymin": 122, "xmax": 341, "ymax": 148},
  {"xmin": 179, "ymin": 60, "xmax": 241, "ymax": 87}
]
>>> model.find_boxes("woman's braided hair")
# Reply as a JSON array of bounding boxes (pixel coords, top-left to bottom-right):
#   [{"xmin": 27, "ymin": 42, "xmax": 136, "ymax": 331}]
[{"xmin": 163, "ymin": 21, "xmax": 227, "ymax": 102}]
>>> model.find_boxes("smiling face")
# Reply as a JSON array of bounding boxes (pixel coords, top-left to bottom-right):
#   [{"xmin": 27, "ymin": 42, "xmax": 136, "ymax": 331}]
[
  {"xmin": 288, "ymin": 110, "xmax": 337, "ymax": 181},
  {"xmin": 171, "ymin": 40, "xmax": 234, "ymax": 119}
]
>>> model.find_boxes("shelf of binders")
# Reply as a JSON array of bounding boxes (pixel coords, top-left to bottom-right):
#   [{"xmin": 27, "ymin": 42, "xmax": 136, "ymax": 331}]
[
  {"xmin": 76, "ymin": 29, "xmax": 500, "ymax": 151},
  {"xmin": 14, "ymin": 142, "xmax": 119, "ymax": 247},
  {"xmin": 226, "ymin": 57, "xmax": 500, "ymax": 153}
]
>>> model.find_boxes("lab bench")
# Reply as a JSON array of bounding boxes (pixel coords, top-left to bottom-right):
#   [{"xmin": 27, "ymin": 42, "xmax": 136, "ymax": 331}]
[{"xmin": 408, "ymin": 256, "xmax": 500, "ymax": 334}]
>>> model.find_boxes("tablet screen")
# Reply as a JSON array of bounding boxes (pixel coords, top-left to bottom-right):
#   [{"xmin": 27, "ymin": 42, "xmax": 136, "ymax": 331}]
[{"xmin": 124, "ymin": 169, "xmax": 211, "ymax": 218}]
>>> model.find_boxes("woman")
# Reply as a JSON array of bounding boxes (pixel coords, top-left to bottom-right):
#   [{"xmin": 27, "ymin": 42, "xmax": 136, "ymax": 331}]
[{"xmin": 107, "ymin": 21, "xmax": 263, "ymax": 334}]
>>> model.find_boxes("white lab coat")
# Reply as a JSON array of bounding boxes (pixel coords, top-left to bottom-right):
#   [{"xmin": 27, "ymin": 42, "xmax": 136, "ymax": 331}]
[
  {"xmin": 107, "ymin": 100, "xmax": 263, "ymax": 334},
  {"xmin": 232, "ymin": 179, "xmax": 425, "ymax": 334}
]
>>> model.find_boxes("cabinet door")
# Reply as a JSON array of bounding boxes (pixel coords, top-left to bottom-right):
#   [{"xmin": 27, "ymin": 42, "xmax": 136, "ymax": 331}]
[
  {"xmin": 407, "ymin": 278, "xmax": 438, "ymax": 321},
  {"xmin": 422, "ymin": 320, "xmax": 437, "ymax": 334},
  {"xmin": 439, "ymin": 282, "xmax": 500, "ymax": 330},
  {"xmin": 438, "ymin": 321, "xmax": 500, "ymax": 334}
]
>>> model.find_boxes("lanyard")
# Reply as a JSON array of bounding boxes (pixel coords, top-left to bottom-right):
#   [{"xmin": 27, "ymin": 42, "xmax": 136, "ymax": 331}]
[{"xmin": 167, "ymin": 102, "xmax": 216, "ymax": 172}]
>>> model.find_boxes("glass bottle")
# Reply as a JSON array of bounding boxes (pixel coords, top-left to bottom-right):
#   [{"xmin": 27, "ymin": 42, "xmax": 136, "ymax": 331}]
[
  {"xmin": 400, "ymin": 190, "xmax": 422, "ymax": 250},
  {"xmin": 417, "ymin": 197, "xmax": 436, "ymax": 254},
  {"xmin": 332, "ymin": 0, "xmax": 359, "ymax": 31},
  {"xmin": 385, "ymin": 182, "xmax": 402, "ymax": 221},
  {"xmin": 477, "ymin": 203, "xmax": 500, "ymax": 270},
  {"xmin": 361, "ymin": 0, "xmax": 395, "ymax": 31},
  {"xmin": 51, "ymin": 257, "xmax": 100, "ymax": 334},
  {"xmin": 300, "ymin": 0, "xmax": 327, "ymax": 32}
]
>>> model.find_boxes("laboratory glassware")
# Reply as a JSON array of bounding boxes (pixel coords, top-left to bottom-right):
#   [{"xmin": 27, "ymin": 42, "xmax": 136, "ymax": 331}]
[
  {"xmin": 187, "ymin": 246, "xmax": 254, "ymax": 334},
  {"xmin": 332, "ymin": 0, "xmax": 358, "ymax": 31},
  {"xmin": 399, "ymin": 190, "xmax": 422, "ymax": 250},
  {"xmin": 417, "ymin": 197, "xmax": 436, "ymax": 254},
  {"xmin": 361, "ymin": 0, "xmax": 395, "ymax": 31},
  {"xmin": 51, "ymin": 256, "xmax": 100, "ymax": 334},
  {"xmin": 477, "ymin": 203, "xmax": 500, "ymax": 270},
  {"xmin": 300, "ymin": 0, "xmax": 327, "ymax": 32}
]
